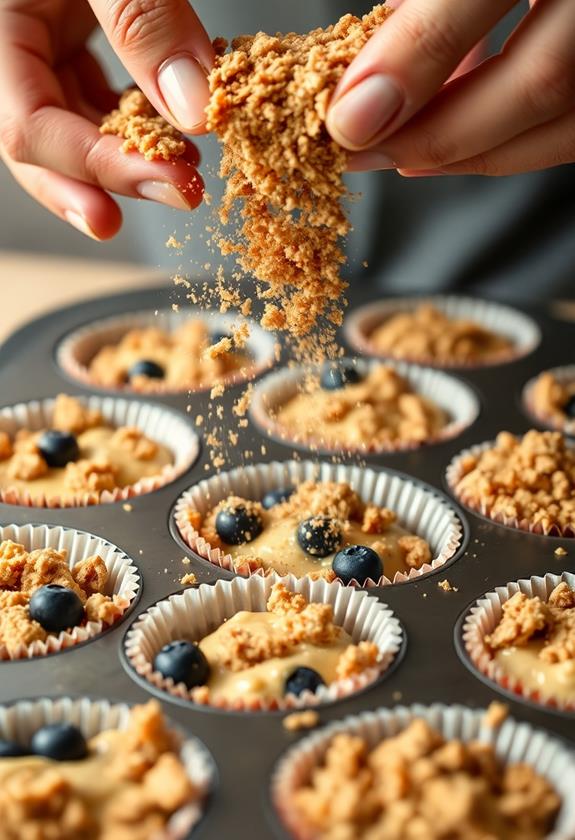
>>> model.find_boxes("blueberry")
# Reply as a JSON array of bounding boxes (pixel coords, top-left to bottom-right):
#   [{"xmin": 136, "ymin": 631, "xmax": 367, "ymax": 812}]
[
  {"xmin": 29, "ymin": 585, "xmax": 84, "ymax": 633},
  {"xmin": 31, "ymin": 723, "xmax": 88, "ymax": 761},
  {"xmin": 285, "ymin": 667, "xmax": 326, "ymax": 697},
  {"xmin": 332, "ymin": 545, "xmax": 383, "ymax": 586},
  {"xmin": 261, "ymin": 486, "xmax": 294, "ymax": 509},
  {"xmin": 127, "ymin": 359, "xmax": 164, "ymax": 380},
  {"xmin": 153, "ymin": 640, "xmax": 210, "ymax": 689},
  {"xmin": 320, "ymin": 362, "xmax": 362, "ymax": 391},
  {"xmin": 297, "ymin": 517, "xmax": 343, "ymax": 557},
  {"xmin": 215, "ymin": 503, "xmax": 263, "ymax": 545},
  {"xmin": 37, "ymin": 430, "xmax": 79, "ymax": 468},
  {"xmin": 564, "ymin": 395, "xmax": 575, "ymax": 418},
  {"xmin": 0, "ymin": 740, "xmax": 28, "ymax": 757}
]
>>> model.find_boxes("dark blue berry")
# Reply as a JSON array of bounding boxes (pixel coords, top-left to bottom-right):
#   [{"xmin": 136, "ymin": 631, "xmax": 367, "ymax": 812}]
[
  {"xmin": 153, "ymin": 640, "xmax": 210, "ymax": 689},
  {"xmin": 261, "ymin": 486, "xmax": 294, "ymax": 509},
  {"xmin": 564, "ymin": 395, "xmax": 575, "ymax": 418},
  {"xmin": 320, "ymin": 363, "xmax": 362, "ymax": 391},
  {"xmin": 332, "ymin": 545, "xmax": 383, "ymax": 585},
  {"xmin": 37, "ymin": 430, "xmax": 79, "ymax": 468},
  {"xmin": 297, "ymin": 517, "xmax": 343, "ymax": 557},
  {"xmin": 29, "ymin": 585, "xmax": 84, "ymax": 633},
  {"xmin": 31, "ymin": 723, "xmax": 88, "ymax": 761},
  {"xmin": 215, "ymin": 502, "xmax": 263, "ymax": 545},
  {"xmin": 127, "ymin": 359, "xmax": 164, "ymax": 380},
  {"xmin": 285, "ymin": 667, "xmax": 326, "ymax": 697},
  {"xmin": 0, "ymin": 740, "xmax": 28, "ymax": 757}
]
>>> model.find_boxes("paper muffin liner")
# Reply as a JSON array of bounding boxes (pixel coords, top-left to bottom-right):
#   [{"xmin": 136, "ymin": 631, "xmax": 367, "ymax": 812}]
[
  {"xmin": 344, "ymin": 296, "xmax": 541, "ymax": 369},
  {"xmin": 0, "ymin": 395, "xmax": 200, "ymax": 507},
  {"xmin": 56, "ymin": 307, "xmax": 277, "ymax": 394},
  {"xmin": 249, "ymin": 356, "xmax": 480, "ymax": 455},
  {"xmin": 173, "ymin": 460, "xmax": 464, "ymax": 586},
  {"xmin": 446, "ymin": 438, "xmax": 575, "ymax": 537},
  {"xmin": 461, "ymin": 571, "xmax": 575, "ymax": 713},
  {"xmin": 271, "ymin": 702, "xmax": 575, "ymax": 840},
  {"xmin": 0, "ymin": 522, "xmax": 140, "ymax": 661},
  {"xmin": 0, "ymin": 696, "xmax": 214, "ymax": 838},
  {"xmin": 523, "ymin": 365, "xmax": 575, "ymax": 435},
  {"xmin": 123, "ymin": 573, "xmax": 404, "ymax": 712}
]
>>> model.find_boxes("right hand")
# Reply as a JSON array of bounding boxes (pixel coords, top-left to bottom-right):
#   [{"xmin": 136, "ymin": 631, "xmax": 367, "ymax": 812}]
[{"xmin": 0, "ymin": 0, "xmax": 214, "ymax": 240}]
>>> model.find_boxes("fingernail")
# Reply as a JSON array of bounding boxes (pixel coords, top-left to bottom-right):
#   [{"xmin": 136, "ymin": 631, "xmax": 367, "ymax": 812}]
[
  {"xmin": 347, "ymin": 150, "xmax": 396, "ymax": 172},
  {"xmin": 137, "ymin": 180, "xmax": 192, "ymax": 210},
  {"xmin": 398, "ymin": 169, "xmax": 445, "ymax": 178},
  {"xmin": 330, "ymin": 74, "xmax": 403, "ymax": 149},
  {"xmin": 64, "ymin": 211, "xmax": 100, "ymax": 240},
  {"xmin": 158, "ymin": 54, "xmax": 210, "ymax": 131}
]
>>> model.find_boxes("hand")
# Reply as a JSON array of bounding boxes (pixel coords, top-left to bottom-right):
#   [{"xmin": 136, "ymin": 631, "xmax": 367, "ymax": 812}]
[
  {"xmin": 327, "ymin": 0, "xmax": 575, "ymax": 176},
  {"xmin": 0, "ymin": 0, "xmax": 214, "ymax": 240}
]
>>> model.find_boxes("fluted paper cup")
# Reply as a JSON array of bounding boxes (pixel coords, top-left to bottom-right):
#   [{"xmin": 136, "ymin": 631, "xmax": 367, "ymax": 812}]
[
  {"xmin": 173, "ymin": 460, "xmax": 464, "ymax": 586},
  {"xmin": 56, "ymin": 307, "xmax": 276, "ymax": 393},
  {"xmin": 123, "ymin": 574, "xmax": 404, "ymax": 712},
  {"xmin": 344, "ymin": 296, "xmax": 540, "ymax": 369},
  {"xmin": 0, "ymin": 522, "xmax": 140, "ymax": 661},
  {"xmin": 249, "ymin": 357, "xmax": 480, "ymax": 454},
  {"xmin": 0, "ymin": 395, "xmax": 200, "ymax": 507},
  {"xmin": 0, "ymin": 697, "xmax": 214, "ymax": 838},
  {"xmin": 461, "ymin": 572, "xmax": 575, "ymax": 713},
  {"xmin": 523, "ymin": 366, "xmax": 575, "ymax": 434},
  {"xmin": 271, "ymin": 703, "xmax": 575, "ymax": 840}
]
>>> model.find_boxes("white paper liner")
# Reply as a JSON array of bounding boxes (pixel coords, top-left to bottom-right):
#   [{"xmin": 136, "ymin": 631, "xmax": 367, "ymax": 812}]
[
  {"xmin": 0, "ymin": 395, "xmax": 200, "ymax": 508},
  {"xmin": 124, "ymin": 574, "xmax": 404, "ymax": 712},
  {"xmin": 173, "ymin": 460, "xmax": 464, "ymax": 586},
  {"xmin": 446, "ymin": 438, "xmax": 575, "ymax": 537},
  {"xmin": 249, "ymin": 357, "xmax": 480, "ymax": 454},
  {"xmin": 56, "ymin": 307, "xmax": 277, "ymax": 394},
  {"xmin": 0, "ymin": 522, "xmax": 140, "ymax": 661},
  {"xmin": 0, "ymin": 697, "xmax": 214, "ymax": 839},
  {"xmin": 271, "ymin": 703, "xmax": 575, "ymax": 840},
  {"xmin": 462, "ymin": 572, "xmax": 575, "ymax": 712},
  {"xmin": 523, "ymin": 366, "xmax": 575, "ymax": 435},
  {"xmin": 344, "ymin": 296, "xmax": 541, "ymax": 369}
]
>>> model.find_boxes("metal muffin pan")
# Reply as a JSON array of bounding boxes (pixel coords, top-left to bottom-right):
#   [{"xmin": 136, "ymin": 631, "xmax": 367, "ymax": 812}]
[{"xmin": 0, "ymin": 284, "xmax": 573, "ymax": 839}]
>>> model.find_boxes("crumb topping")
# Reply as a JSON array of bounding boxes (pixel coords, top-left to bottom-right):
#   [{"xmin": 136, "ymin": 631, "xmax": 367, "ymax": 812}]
[
  {"xmin": 52, "ymin": 394, "xmax": 103, "ymax": 435},
  {"xmin": 64, "ymin": 459, "xmax": 118, "ymax": 493},
  {"xmin": 283, "ymin": 710, "xmax": 320, "ymax": 732},
  {"xmin": 100, "ymin": 89, "xmax": 186, "ymax": 161},
  {"xmin": 531, "ymin": 371, "xmax": 575, "ymax": 430}
]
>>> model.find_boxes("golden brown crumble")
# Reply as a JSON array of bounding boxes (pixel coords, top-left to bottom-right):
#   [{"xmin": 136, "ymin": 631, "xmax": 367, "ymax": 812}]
[
  {"xmin": 64, "ymin": 459, "xmax": 118, "ymax": 493},
  {"xmin": 291, "ymin": 718, "xmax": 560, "ymax": 839},
  {"xmin": 111, "ymin": 427, "xmax": 158, "ymax": 461},
  {"xmin": 531, "ymin": 371, "xmax": 575, "ymax": 428},
  {"xmin": 52, "ymin": 394, "xmax": 103, "ymax": 435},
  {"xmin": 7, "ymin": 451, "xmax": 48, "ymax": 481},
  {"xmin": 100, "ymin": 88, "xmax": 186, "ymax": 161},
  {"xmin": 85, "ymin": 593, "xmax": 125, "ymax": 625},
  {"xmin": 369, "ymin": 304, "xmax": 514, "ymax": 364},
  {"xmin": 438, "ymin": 579, "xmax": 458, "ymax": 593},
  {"xmin": 335, "ymin": 640, "xmax": 379, "ymax": 680},
  {"xmin": 180, "ymin": 572, "xmax": 198, "ymax": 586},
  {"xmin": 207, "ymin": 6, "xmax": 391, "ymax": 342},
  {"xmin": 283, "ymin": 710, "xmax": 320, "ymax": 732},
  {"xmin": 454, "ymin": 429, "xmax": 575, "ymax": 532},
  {"xmin": 483, "ymin": 701, "xmax": 509, "ymax": 729}
]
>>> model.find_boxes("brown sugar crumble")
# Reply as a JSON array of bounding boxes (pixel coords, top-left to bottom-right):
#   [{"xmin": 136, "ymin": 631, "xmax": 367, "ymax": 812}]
[
  {"xmin": 283, "ymin": 710, "xmax": 320, "ymax": 732},
  {"xmin": 531, "ymin": 370, "xmax": 575, "ymax": 431},
  {"xmin": 438, "ymin": 579, "xmax": 458, "ymax": 593},
  {"xmin": 206, "ymin": 5, "xmax": 391, "ymax": 345},
  {"xmin": 453, "ymin": 429, "xmax": 575, "ymax": 534},
  {"xmin": 290, "ymin": 718, "xmax": 560, "ymax": 839},
  {"xmin": 180, "ymin": 573, "xmax": 198, "ymax": 586},
  {"xmin": 100, "ymin": 89, "xmax": 186, "ymax": 161}
]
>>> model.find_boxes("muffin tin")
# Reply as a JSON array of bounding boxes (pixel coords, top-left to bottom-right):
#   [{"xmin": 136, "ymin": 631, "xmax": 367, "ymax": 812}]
[{"xmin": 0, "ymin": 284, "xmax": 574, "ymax": 839}]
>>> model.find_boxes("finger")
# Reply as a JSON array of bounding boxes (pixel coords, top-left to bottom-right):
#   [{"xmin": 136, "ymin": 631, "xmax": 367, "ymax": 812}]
[
  {"xmin": 3, "ymin": 155, "xmax": 122, "ymax": 240},
  {"xmin": 70, "ymin": 49, "xmax": 119, "ymax": 114},
  {"xmin": 326, "ymin": 0, "xmax": 517, "ymax": 151},
  {"xmin": 362, "ymin": 0, "xmax": 575, "ymax": 170},
  {"xmin": 89, "ymin": 0, "xmax": 214, "ymax": 133}
]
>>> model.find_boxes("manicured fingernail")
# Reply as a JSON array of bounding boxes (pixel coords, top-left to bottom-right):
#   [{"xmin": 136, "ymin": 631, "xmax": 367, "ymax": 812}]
[
  {"xmin": 158, "ymin": 54, "xmax": 210, "ymax": 131},
  {"xmin": 137, "ymin": 180, "xmax": 192, "ymax": 210},
  {"xmin": 64, "ymin": 211, "xmax": 100, "ymax": 240},
  {"xmin": 399, "ymin": 169, "xmax": 445, "ymax": 178},
  {"xmin": 330, "ymin": 74, "xmax": 403, "ymax": 149},
  {"xmin": 347, "ymin": 150, "xmax": 396, "ymax": 172}
]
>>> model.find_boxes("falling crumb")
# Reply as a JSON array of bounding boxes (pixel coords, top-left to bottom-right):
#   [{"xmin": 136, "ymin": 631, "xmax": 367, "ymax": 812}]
[
  {"xmin": 438, "ymin": 579, "xmax": 458, "ymax": 593},
  {"xmin": 362, "ymin": 260, "xmax": 369, "ymax": 268},
  {"xmin": 233, "ymin": 384, "xmax": 254, "ymax": 417},
  {"xmin": 166, "ymin": 236, "xmax": 183, "ymax": 249},
  {"xmin": 555, "ymin": 546, "xmax": 568, "ymax": 557},
  {"xmin": 172, "ymin": 303, "xmax": 180, "ymax": 312},
  {"xmin": 283, "ymin": 710, "xmax": 320, "ymax": 732},
  {"xmin": 422, "ymin": 593, "xmax": 427, "ymax": 598},
  {"xmin": 392, "ymin": 691, "xmax": 403, "ymax": 702},
  {"xmin": 122, "ymin": 503, "xmax": 133, "ymax": 513},
  {"xmin": 261, "ymin": 445, "xmax": 267, "ymax": 455},
  {"xmin": 173, "ymin": 275, "xmax": 191, "ymax": 289},
  {"xmin": 483, "ymin": 701, "xmax": 509, "ymax": 729},
  {"xmin": 181, "ymin": 557, "xmax": 191, "ymax": 566},
  {"xmin": 180, "ymin": 573, "xmax": 198, "ymax": 586},
  {"xmin": 228, "ymin": 431, "xmax": 239, "ymax": 446},
  {"xmin": 210, "ymin": 383, "xmax": 225, "ymax": 400},
  {"xmin": 204, "ymin": 337, "xmax": 233, "ymax": 359},
  {"xmin": 195, "ymin": 415, "xmax": 204, "ymax": 427}
]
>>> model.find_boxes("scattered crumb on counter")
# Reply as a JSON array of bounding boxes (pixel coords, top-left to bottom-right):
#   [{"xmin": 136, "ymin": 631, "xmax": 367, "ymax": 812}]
[
  {"xmin": 392, "ymin": 691, "xmax": 403, "ymax": 702},
  {"xmin": 180, "ymin": 573, "xmax": 198, "ymax": 586},
  {"xmin": 122, "ymin": 503, "xmax": 133, "ymax": 512},
  {"xmin": 438, "ymin": 579, "xmax": 458, "ymax": 593},
  {"xmin": 483, "ymin": 701, "xmax": 509, "ymax": 729},
  {"xmin": 283, "ymin": 710, "xmax": 320, "ymax": 732},
  {"xmin": 555, "ymin": 546, "xmax": 568, "ymax": 557},
  {"xmin": 181, "ymin": 557, "xmax": 191, "ymax": 566}
]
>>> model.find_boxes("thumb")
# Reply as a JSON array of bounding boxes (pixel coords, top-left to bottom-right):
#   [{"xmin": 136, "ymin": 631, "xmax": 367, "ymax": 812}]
[{"xmin": 89, "ymin": 0, "xmax": 214, "ymax": 133}]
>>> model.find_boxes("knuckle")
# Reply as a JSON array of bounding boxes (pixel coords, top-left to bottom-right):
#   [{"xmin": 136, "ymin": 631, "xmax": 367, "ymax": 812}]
[
  {"xmin": 518, "ymin": 53, "xmax": 575, "ymax": 119},
  {"xmin": 0, "ymin": 117, "xmax": 29, "ymax": 164},
  {"xmin": 399, "ymin": 9, "xmax": 462, "ymax": 68},
  {"xmin": 108, "ymin": 0, "xmax": 174, "ymax": 52},
  {"xmin": 413, "ymin": 128, "xmax": 457, "ymax": 168}
]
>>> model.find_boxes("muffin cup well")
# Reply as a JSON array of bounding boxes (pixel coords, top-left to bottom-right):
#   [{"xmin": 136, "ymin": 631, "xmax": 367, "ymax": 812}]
[
  {"xmin": 173, "ymin": 460, "xmax": 465, "ymax": 586},
  {"xmin": 123, "ymin": 574, "xmax": 404, "ymax": 712},
  {"xmin": 460, "ymin": 571, "xmax": 575, "ymax": 713},
  {"xmin": 56, "ymin": 307, "xmax": 277, "ymax": 394},
  {"xmin": 271, "ymin": 702, "xmax": 575, "ymax": 840},
  {"xmin": 523, "ymin": 365, "xmax": 575, "ymax": 434},
  {"xmin": 446, "ymin": 439, "xmax": 575, "ymax": 537},
  {"xmin": 0, "ymin": 395, "xmax": 200, "ymax": 507},
  {"xmin": 344, "ymin": 296, "xmax": 541, "ymax": 369},
  {"xmin": 0, "ymin": 696, "xmax": 214, "ymax": 839},
  {"xmin": 249, "ymin": 357, "xmax": 480, "ymax": 455},
  {"xmin": 0, "ymin": 522, "xmax": 140, "ymax": 661}
]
